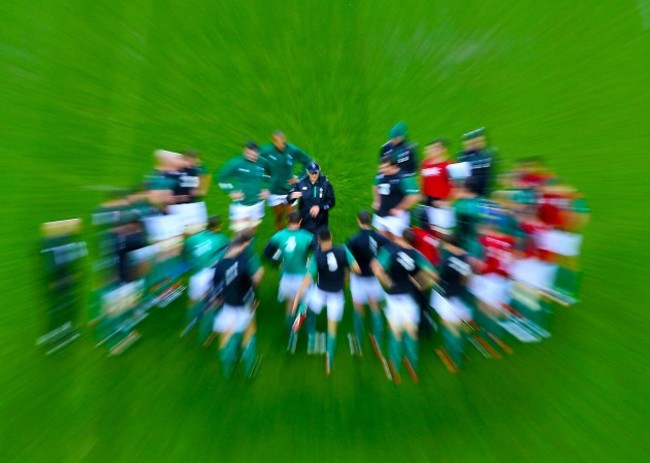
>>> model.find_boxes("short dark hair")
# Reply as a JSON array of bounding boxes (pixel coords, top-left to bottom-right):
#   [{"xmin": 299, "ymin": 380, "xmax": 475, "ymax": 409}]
[
  {"xmin": 231, "ymin": 229, "xmax": 254, "ymax": 247},
  {"xmin": 272, "ymin": 130, "xmax": 285, "ymax": 138},
  {"xmin": 428, "ymin": 138, "xmax": 448, "ymax": 148},
  {"xmin": 357, "ymin": 210, "xmax": 372, "ymax": 225},
  {"xmin": 208, "ymin": 215, "xmax": 222, "ymax": 231},
  {"xmin": 317, "ymin": 227, "xmax": 332, "ymax": 241},
  {"xmin": 245, "ymin": 140, "xmax": 259, "ymax": 151},
  {"xmin": 288, "ymin": 211, "xmax": 302, "ymax": 224},
  {"xmin": 380, "ymin": 154, "xmax": 395, "ymax": 166}
]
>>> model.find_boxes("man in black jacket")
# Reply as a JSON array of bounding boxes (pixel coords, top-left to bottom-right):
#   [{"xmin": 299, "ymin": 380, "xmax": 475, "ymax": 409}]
[{"xmin": 287, "ymin": 162, "xmax": 335, "ymax": 234}]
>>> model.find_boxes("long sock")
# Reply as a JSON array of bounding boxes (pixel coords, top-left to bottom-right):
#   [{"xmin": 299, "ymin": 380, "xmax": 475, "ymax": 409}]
[
  {"xmin": 403, "ymin": 333, "xmax": 419, "ymax": 371},
  {"xmin": 327, "ymin": 334, "xmax": 336, "ymax": 370},
  {"xmin": 242, "ymin": 334, "xmax": 258, "ymax": 376},
  {"xmin": 219, "ymin": 334, "xmax": 240, "ymax": 378},
  {"xmin": 353, "ymin": 311, "xmax": 364, "ymax": 346},
  {"xmin": 442, "ymin": 327, "xmax": 464, "ymax": 368},
  {"xmin": 387, "ymin": 331, "xmax": 402, "ymax": 374},
  {"xmin": 306, "ymin": 311, "xmax": 317, "ymax": 353},
  {"xmin": 371, "ymin": 311, "xmax": 384, "ymax": 351}
]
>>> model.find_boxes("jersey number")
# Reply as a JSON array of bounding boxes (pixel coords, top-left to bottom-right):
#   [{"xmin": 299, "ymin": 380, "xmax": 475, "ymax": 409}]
[
  {"xmin": 285, "ymin": 236, "xmax": 297, "ymax": 253},
  {"xmin": 378, "ymin": 184, "xmax": 391, "ymax": 196},
  {"xmin": 397, "ymin": 252, "xmax": 415, "ymax": 272},
  {"xmin": 327, "ymin": 252, "xmax": 338, "ymax": 272}
]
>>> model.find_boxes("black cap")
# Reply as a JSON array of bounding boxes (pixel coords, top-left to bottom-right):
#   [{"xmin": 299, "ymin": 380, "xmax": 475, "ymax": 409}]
[
  {"xmin": 307, "ymin": 161, "xmax": 320, "ymax": 173},
  {"xmin": 245, "ymin": 140, "xmax": 259, "ymax": 151}
]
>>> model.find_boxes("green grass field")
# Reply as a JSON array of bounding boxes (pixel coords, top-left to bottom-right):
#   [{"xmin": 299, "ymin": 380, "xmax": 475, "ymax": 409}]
[{"xmin": 1, "ymin": 1, "xmax": 649, "ymax": 461}]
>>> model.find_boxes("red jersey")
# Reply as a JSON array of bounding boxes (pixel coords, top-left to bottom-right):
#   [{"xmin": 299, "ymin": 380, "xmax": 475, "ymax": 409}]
[
  {"xmin": 420, "ymin": 160, "xmax": 452, "ymax": 199},
  {"xmin": 519, "ymin": 219, "xmax": 552, "ymax": 260},
  {"xmin": 478, "ymin": 232, "xmax": 516, "ymax": 276},
  {"xmin": 411, "ymin": 227, "xmax": 441, "ymax": 267},
  {"xmin": 537, "ymin": 191, "xmax": 573, "ymax": 227}
]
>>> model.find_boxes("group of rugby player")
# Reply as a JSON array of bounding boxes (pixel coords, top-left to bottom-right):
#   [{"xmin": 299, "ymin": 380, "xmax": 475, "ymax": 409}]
[{"xmin": 91, "ymin": 124, "xmax": 588, "ymax": 381}]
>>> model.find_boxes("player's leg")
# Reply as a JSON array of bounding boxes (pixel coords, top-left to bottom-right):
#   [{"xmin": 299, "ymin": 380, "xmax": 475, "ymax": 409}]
[
  {"xmin": 350, "ymin": 275, "xmax": 366, "ymax": 354},
  {"xmin": 214, "ymin": 306, "xmax": 240, "ymax": 378},
  {"xmin": 325, "ymin": 292, "xmax": 345, "ymax": 375},
  {"xmin": 401, "ymin": 296, "xmax": 420, "ymax": 376},
  {"xmin": 307, "ymin": 287, "xmax": 323, "ymax": 355},
  {"xmin": 240, "ymin": 315, "xmax": 259, "ymax": 378},
  {"xmin": 272, "ymin": 204, "xmax": 285, "ymax": 231}
]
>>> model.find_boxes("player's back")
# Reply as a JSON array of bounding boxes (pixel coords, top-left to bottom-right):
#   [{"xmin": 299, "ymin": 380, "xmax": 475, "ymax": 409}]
[
  {"xmin": 213, "ymin": 252, "xmax": 254, "ymax": 307},
  {"xmin": 313, "ymin": 245, "xmax": 349, "ymax": 292},
  {"xmin": 384, "ymin": 245, "xmax": 422, "ymax": 295},
  {"xmin": 347, "ymin": 229, "xmax": 389, "ymax": 277}
]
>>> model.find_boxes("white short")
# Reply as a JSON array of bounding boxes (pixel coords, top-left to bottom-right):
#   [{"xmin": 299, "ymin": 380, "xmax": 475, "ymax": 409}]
[
  {"xmin": 267, "ymin": 194, "xmax": 288, "ymax": 207},
  {"xmin": 384, "ymin": 293, "xmax": 419, "ymax": 327},
  {"xmin": 431, "ymin": 291, "xmax": 472, "ymax": 324},
  {"xmin": 468, "ymin": 273, "xmax": 512, "ymax": 307},
  {"xmin": 350, "ymin": 274, "xmax": 385, "ymax": 305},
  {"xmin": 278, "ymin": 273, "xmax": 307, "ymax": 302},
  {"xmin": 229, "ymin": 201, "xmax": 265, "ymax": 222},
  {"xmin": 509, "ymin": 258, "xmax": 558, "ymax": 291},
  {"xmin": 188, "ymin": 267, "xmax": 215, "ymax": 301},
  {"xmin": 537, "ymin": 230, "xmax": 582, "ymax": 257},
  {"xmin": 425, "ymin": 206, "xmax": 456, "ymax": 229},
  {"xmin": 372, "ymin": 213, "xmax": 410, "ymax": 237},
  {"xmin": 308, "ymin": 287, "xmax": 344, "ymax": 322},
  {"xmin": 213, "ymin": 304, "xmax": 254, "ymax": 333}
]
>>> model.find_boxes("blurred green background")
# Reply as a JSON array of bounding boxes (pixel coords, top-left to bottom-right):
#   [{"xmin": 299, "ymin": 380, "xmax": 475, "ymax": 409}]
[{"xmin": 1, "ymin": 1, "xmax": 649, "ymax": 461}]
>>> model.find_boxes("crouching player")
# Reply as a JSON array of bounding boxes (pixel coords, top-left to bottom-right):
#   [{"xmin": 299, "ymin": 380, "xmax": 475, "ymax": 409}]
[
  {"xmin": 263, "ymin": 211, "xmax": 315, "ymax": 344},
  {"xmin": 293, "ymin": 228, "xmax": 360, "ymax": 376},
  {"xmin": 210, "ymin": 232, "xmax": 264, "ymax": 379},
  {"xmin": 346, "ymin": 210, "xmax": 391, "ymax": 356},
  {"xmin": 371, "ymin": 228, "xmax": 436, "ymax": 383}
]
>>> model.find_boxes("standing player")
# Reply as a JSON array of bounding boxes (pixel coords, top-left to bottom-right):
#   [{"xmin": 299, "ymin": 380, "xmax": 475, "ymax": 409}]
[
  {"xmin": 260, "ymin": 131, "xmax": 312, "ymax": 230},
  {"xmin": 379, "ymin": 122, "xmax": 418, "ymax": 176},
  {"xmin": 420, "ymin": 139, "xmax": 455, "ymax": 232},
  {"xmin": 457, "ymin": 128, "xmax": 496, "ymax": 197},
  {"xmin": 292, "ymin": 228, "xmax": 360, "ymax": 376},
  {"xmin": 216, "ymin": 141, "xmax": 270, "ymax": 233},
  {"xmin": 263, "ymin": 211, "xmax": 315, "ymax": 338},
  {"xmin": 371, "ymin": 228, "xmax": 436, "ymax": 382},
  {"xmin": 430, "ymin": 233, "xmax": 475, "ymax": 371},
  {"xmin": 210, "ymin": 232, "xmax": 264, "ymax": 379},
  {"xmin": 181, "ymin": 150, "xmax": 211, "ymax": 202},
  {"xmin": 372, "ymin": 155, "xmax": 421, "ymax": 238},
  {"xmin": 182, "ymin": 216, "xmax": 229, "ymax": 340},
  {"xmin": 345, "ymin": 210, "xmax": 391, "ymax": 356},
  {"xmin": 287, "ymin": 162, "xmax": 335, "ymax": 234}
]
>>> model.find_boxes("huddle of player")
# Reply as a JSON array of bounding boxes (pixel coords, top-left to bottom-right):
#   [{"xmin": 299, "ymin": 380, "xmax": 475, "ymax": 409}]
[{"xmin": 89, "ymin": 125, "xmax": 588, "ymax": 381}]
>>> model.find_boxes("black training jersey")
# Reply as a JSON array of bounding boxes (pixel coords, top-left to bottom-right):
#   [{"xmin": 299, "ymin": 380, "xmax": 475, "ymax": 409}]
[
  {"xmin": 375, "ymin": 172, "xmax": 412, "ymax": 217},
  {"xmin": 437, "ymin": 249, "xmax": 472, "ymax": 298},
  {"xmin": 176, "ymin": 167, "xmax": 201, "ymax": 199},
  {"xmin": 212, "ymin": 252, "xmax": 255, "ymax": 307},
  {"xmin": 309, "ymin": 245, "xmax": 352, "ymax": 293},
  {"xmin": 346, "ymin": 229, "xmax": 390, "ymax": 277},
  {"xmin": 377, "ymin": 246, "xmax": 424, "ymax": 295},
  {"xmin": 380, "ymin": 141, "xmax": 418, "ymax": 175}
]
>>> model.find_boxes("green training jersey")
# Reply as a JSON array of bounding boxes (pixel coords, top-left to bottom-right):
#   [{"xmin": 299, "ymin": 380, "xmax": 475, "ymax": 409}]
[
  {"xmin": 453, "ymin": 196, "xmax": 483, "ymax": 249},
  {"xmin": 269, "ymin": 228, "xmax": 314, "ymax": 276},
  {"xmin": 216, "ymin": 156, "xmax": 270, "ymax": 206},
  {"xmin": 259, "ymin": 143, "xmax": 312, "ymax": 195},
  {"xmin": 184, "ymin": 230, "xmax": 230, "ymax": 273}
]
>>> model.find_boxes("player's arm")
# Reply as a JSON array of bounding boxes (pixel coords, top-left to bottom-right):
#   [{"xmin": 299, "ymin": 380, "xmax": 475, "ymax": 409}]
[
  {"xmin": 393, "ymin": 176, "xmax": 422, "ymax": 213},
  {"xmin": 344, "ymin": 245, "xmax": 361, "ymax": 275},
  {"xmin": 370, "ymin": 248, "xmax": 393, "ymax": 289},
  {"xmin": 263, "ymin": 234, "xmax": 282, "ymax": 264},
  {"xmin": 247, "ymin": 253, "xmax": 265, "ymax": 288},
  {"xmin": 216, "ymin": 159, "xmax": 243, "ymax": 200},
  {"xmin": 411, "ymin": 251, "xmax": 438, "ymax": 290}
]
